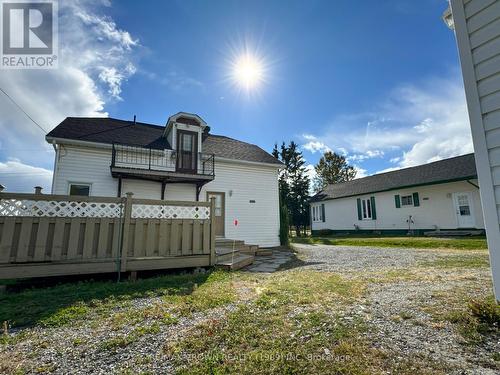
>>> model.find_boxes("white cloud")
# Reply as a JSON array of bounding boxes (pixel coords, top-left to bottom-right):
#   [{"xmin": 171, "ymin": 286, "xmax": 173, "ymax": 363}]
[
  {"xmin": 0, "ymin": 0, "xmax": 139, "ymax": 192},
  {"xmin": 347, "ymin": 149, "xmax": 385, "ymax": 163},
  {"xmin": 0, "ymin": 159, "xmax": 53, "ymax": 193},
  {"xmin": 302, "ymin": 140, "xmax": 331, "ymax": 154},
  {"xmin": 302, "ymin": 75, "xmax": 471, "ymax": 174},
  {"xmin": 353, "ymin": 165, "xmax": 368, "ymax": 179}
]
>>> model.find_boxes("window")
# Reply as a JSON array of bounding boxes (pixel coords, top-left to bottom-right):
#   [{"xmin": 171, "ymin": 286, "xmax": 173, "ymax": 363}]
[
  {"xmin": 401, "ymin": 195, "xmax": 413, "ymax": 206},
  {"xmin": 361, "ymin": 198, "xmax": 372, "ymax": 219},
  {"xmin": 357, "ymin": 197, "xmax": 377, "ymax": 220},
  {"xmin": 69, "ymin": 183, "xmax": 91, "ymax": 196},
  {"xmin": 312, "ymin": 205, "xmax": 324, "ymax": 222}
]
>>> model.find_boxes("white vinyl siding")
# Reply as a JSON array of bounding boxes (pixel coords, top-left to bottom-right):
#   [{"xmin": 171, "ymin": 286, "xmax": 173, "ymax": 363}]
[
  {"xmin": 451, "ymin": 0, "xmax": 500, "ymax": 300},
  {"xmin": 164, "ymin": 184, "xmax": 196, "ymax": 201},
  {"xmin": 121, "ymin": 179, "xmax": 161, "ymax": 199},
  {"xmin": 312, "ymin": 180, "xmax": 484, "ymax": 231},
  {"xmin": 51, "ymin": 144, "xmax": 280, "ymax": 247},
  {"xmin": 200, "ymin": 160, "xmax": 280, "ymax": 247},
  {"xmin": 52, "ymin": 145, "xmax": 118, "ymax": 196}
]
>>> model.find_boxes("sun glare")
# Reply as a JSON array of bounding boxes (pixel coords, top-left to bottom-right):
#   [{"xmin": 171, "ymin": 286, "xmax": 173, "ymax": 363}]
[{"xmin": 231, "ymin": 53, "xmax": 265, "ymax": 90}]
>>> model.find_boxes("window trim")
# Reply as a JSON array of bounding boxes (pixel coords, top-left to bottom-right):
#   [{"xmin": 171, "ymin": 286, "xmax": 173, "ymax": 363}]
[
  {"xmin": 68, "ymin": 182, "xmax": 92, "ymax": 196},
  {"xmin": 312, "ymin": 204, "xmax": 324, "ymax": 222},
  {"xmin": 361, "ymin": 198, "xmax": 372, "ymax": 220},
  {"xmin": 401, "ymin": 194, "xmax": 413, "ymax": 207}
]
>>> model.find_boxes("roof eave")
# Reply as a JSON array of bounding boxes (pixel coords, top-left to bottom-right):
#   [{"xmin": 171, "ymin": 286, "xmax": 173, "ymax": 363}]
[{"xmin": 310, "ymin": 175, "xmax": 478, "ymax": 203}]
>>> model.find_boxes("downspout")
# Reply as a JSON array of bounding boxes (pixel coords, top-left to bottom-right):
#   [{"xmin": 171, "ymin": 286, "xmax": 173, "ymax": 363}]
[{"xmin": 51, "ymin": 141, "xmax": 58, "ymax": 194}]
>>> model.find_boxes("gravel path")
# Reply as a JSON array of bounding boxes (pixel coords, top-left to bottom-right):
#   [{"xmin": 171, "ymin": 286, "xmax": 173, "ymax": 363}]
[
  {"xmin": 2, "ymin": 300, "xmax": 238, "ymax": 375},
  {"xmin": 291, "ymin": 243, "xmax": 442, "ymax": 272},
  {"xmin": 292, "ymin": 244, "xmax": 499, "ymax": 374}
]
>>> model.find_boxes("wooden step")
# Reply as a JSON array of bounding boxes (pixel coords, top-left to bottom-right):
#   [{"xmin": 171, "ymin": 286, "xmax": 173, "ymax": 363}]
[
  {"xmin": 216, "ymin": 238, "xmax": 245, "ymax": 246},
  {"xmin": 216, "ymin": 254, "xmax": 254, "ymax": 270},
  {"xmin": 255, "ymin": 248, "xmax": 273, "ymax": 256},
  {"xmin": 240, "ymin": 244, "xmax": 259, "ymax": 256},
  {"xmin": 215, "ymin": 247, "xmax": 240, "ymax": 263}
]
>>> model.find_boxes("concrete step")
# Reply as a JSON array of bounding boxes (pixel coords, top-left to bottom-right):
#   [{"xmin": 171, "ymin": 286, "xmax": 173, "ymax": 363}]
[
  {"xmin": 215, "ymin": 247, "xmax": 240, "ymax": 263},
  {"xmin": 216, "ymin": 254, "xmax": 254, "ymax": 271},
  {"xmin": 424, "ymin": 230, "xmax": 484, "ymax": 237}
]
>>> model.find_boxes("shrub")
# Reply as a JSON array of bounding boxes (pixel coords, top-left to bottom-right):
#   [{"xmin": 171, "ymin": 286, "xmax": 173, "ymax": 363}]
[{"xmin": 469, "ymin": 298, "xmax": 500, "ymax": 326}]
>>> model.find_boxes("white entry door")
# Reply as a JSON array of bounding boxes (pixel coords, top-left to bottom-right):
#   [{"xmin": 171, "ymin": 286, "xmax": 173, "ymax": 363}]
[{"xmin": 453, "ymin": 192, "xmax": 475, "ymax": 228}]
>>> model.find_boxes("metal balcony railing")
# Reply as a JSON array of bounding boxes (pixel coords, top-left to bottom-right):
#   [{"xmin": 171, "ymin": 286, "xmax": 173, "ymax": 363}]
[{"xmin": 111, "ymin": 144, "xmax": 215, "ymax": 177}]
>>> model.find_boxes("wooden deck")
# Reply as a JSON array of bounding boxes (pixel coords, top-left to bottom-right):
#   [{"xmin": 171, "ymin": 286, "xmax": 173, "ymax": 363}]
[{"xmin": 0, "ymin": 192, "xmax": 216, "ymax": 279}]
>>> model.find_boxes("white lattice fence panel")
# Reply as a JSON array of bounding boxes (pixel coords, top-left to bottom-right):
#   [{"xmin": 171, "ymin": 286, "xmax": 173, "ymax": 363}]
[
  {"xmin": 132, "ymin": 204, "xmax": 210, "ymax": 219},
  {"xmin": 0, "ymin": 199, "xmax": 123, "ymax": 218}
]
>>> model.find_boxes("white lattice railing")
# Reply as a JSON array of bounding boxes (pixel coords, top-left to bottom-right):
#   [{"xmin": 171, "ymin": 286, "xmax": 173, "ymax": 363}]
[
  {"xmin": 0, "ymin": 199, "xmax": 123, "ymax": 218},
  {"xmin": 0, "ymin": 194, "xmax": 212, "ymax": 220},
  {"xmin": 131, "ymin": 204, "xmax": 210, "ymax": 219}
]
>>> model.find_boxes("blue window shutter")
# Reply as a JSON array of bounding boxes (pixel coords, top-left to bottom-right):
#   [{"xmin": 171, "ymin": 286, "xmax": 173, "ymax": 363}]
[
  {"xmin": 413, "ymin": 192, "xmax": 420, "ymax": 207},
  {"xmin": 321, "ymin": 204, "xmax": 325, "ymax": 222},
  {"xmin": 370, "ymin": 196, "xmax": 377, "ymax": 220},
  {"xmin": 394, "ymin": 195, "xmax": 401, "ymax": 208},
  {"xmin": 356, "ymin": 198, "xmax": 362, "ymax": 220}
]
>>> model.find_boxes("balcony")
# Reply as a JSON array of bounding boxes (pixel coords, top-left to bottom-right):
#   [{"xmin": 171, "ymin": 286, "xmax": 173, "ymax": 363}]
[{"xmin": 111, "ymin": 144, "xmax": 215, "ymax": 183}]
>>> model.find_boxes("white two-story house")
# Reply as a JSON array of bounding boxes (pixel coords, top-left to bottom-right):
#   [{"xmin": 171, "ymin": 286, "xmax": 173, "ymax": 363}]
[{"xmin": 46, "ymin": 112, "xmax": 282, "ymax": 247}]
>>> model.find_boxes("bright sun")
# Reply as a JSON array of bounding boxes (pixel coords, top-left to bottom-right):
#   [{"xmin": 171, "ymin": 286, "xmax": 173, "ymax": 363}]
[{"xmin": 232, "ymin": 53, "xmax": 264, "ymax": 90}]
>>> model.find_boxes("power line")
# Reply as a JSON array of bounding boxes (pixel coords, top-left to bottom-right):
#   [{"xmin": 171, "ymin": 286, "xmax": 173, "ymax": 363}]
[{"xmin": 0, "ymin": 87, "xmax": 48, "ymax": 134}]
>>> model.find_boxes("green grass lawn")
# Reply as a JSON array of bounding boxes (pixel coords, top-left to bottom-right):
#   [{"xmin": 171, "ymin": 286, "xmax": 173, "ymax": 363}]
[{"xmin": 292, "ymin": 235, "xmax": 488, "ymax": 250}]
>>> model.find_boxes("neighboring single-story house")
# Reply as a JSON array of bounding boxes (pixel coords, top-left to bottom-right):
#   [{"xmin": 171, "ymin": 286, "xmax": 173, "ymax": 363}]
[
  {"xmin": 45, "ymin": 112, "xmax": 282, "ymax": 247},
  {"xmin": 310, "ymin": 153, "xmax": 485, "ymax": 234}
]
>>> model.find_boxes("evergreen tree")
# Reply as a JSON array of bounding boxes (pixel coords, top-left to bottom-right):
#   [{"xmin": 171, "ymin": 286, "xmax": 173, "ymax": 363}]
[
  {"xmin": 313, "ymin": 151, "xmax": 356, "ymax": 192},
  {"xmin": 274, "ymin": 141, "xmax": 310, "ymax": 236}
]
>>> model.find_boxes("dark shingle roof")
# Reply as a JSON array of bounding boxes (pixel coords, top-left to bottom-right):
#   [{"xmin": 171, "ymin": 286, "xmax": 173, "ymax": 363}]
[
  {"xmin": 311, "ymin": 153, "xmax": 477, "ymax": 202},
  {"xmin": 46, "ymin": 117, "xmax": 282, "ymax": 165}
]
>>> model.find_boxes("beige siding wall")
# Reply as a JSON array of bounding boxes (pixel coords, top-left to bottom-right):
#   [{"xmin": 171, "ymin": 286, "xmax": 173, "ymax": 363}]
[{"xmin": 311, "ymin": 180, "xmax": 484, "ymax": 231}]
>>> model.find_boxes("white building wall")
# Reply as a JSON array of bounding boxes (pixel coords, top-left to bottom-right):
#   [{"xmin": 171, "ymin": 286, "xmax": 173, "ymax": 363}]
[
  {"xmin": 52, "ymin": 145, "xmax": 118, "ymax": 196},
  {"xmin": 200, "ymin": 160, "xmax": 280, "ymax": 247},
  {"xmin": 121, "ymin": 179, "xmax": 161, "ymax": 199},
  {"xmin": 311, "ymin": 180, "xmax": 484, "ymax": 232},
  {"xmin": 450, "ymin": 0, "xmax": 500, "ymax": 301},
  {"xmin": 164, "ymin": 183, "xmax": 197, "ymax": 201},
  {"xmin": 52, "ymin": 144, "xmax": 280, "ymax": 247}
]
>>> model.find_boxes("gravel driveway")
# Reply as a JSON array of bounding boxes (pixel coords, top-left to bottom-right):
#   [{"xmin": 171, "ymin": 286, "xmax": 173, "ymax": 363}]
[
  {"xmin": 292, "ymin": 244, "xmax": 499, "ymax": 374},
  {"xmin": 2, "ymin": 244, "xmax": 497, "ymax": 374}
]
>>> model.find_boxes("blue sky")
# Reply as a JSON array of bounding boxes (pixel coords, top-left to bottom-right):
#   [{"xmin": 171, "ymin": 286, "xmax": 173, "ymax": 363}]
[{"xmin": 0, "ymin": 0, "xmax": 472, "ymax": 191}]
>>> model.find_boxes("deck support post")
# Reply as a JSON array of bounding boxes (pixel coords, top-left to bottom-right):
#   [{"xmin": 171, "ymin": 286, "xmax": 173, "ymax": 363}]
[
  {"xmin": 117, "ymin": 177, "xmax": 122, "ymax": 197},
  {"xmin": 161, "ymin": 181, "xmax": 166, "ymax": 200},
  {"xmin": 209, "ymin": 197, "xmax": 216, "ymax": 265},
  {"xmin": 119, "ymin": 192, "xmax": 134, "ymax": 273},
  {"xmin": 196, "ymin": 183, "xmax": 203, "ymax": 202}
]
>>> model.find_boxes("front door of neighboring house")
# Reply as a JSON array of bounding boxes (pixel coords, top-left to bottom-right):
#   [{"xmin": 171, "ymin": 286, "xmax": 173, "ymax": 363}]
[
  {"xmin": 453, "ymin": 192, "xmax": 476, "ymax": 228},
  {"xmin": 207, "ymin": 192, "xmax": 225, "ymax": 237},
  {"xmin": 176, "ymin": 130, "xmax": 197, "ymax": 173}
]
